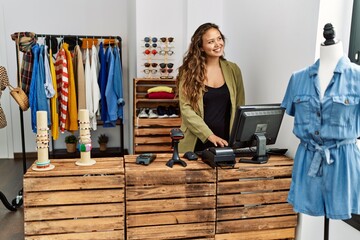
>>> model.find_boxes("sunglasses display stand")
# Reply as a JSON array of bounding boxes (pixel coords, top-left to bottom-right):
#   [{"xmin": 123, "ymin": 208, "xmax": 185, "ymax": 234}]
[{"xmin": 142, "ymin": 36, "xmax": 174, "ymax": 79}]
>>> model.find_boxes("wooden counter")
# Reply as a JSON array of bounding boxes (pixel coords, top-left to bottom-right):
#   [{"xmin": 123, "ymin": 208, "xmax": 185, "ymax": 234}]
[
  {"xmin": 125, "ymin": 153, "xmax": 216, "ymax": 240},
  {"xmin": 23, "ymin": 154, "xmax": 296, "ymax": 240},
  {"xmin": 215, "ymin": 155, "xmax": 297, "ymax": 240},
  {"xmin": 23, "ymin": 157, "xmax": 125, "ymax": 240}
]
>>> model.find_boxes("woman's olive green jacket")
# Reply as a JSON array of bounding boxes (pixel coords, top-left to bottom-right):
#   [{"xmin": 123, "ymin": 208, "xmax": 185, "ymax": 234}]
[{"xmin": 178, "ymin": 59, "xmax": 245, "ymax": 153}]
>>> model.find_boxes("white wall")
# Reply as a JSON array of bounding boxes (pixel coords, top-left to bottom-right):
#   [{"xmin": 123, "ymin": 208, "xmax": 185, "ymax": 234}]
[{"xmin": 223, "ymin": 0, "xmax": 321, "ymax": 159}]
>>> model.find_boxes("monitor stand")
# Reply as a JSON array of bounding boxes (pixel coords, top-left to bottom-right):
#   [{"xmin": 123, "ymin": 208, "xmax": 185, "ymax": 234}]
[{"xmin": 239, "ymin": 133, "xmax": 269, "ymax": 164}]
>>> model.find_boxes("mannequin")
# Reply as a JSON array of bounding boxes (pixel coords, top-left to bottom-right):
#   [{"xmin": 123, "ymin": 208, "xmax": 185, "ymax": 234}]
[
  {"xmin": 281, "ymin": 23, "xmax": 360, "ymax": 222},
  {"xmin": 318, "ymin": 23, "xmax": 344, "ymax": 99}
]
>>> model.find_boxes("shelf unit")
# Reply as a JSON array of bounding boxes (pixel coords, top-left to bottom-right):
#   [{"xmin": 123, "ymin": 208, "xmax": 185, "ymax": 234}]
[{"xmin": 133, "ymin": 78, "xmax": 181, "ymax": 153}]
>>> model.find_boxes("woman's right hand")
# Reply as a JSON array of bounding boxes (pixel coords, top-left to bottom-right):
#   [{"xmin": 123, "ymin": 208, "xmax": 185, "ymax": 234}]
[{"xmin": 207, "ymin": 134, "xmax": 228, "ymax": 148}]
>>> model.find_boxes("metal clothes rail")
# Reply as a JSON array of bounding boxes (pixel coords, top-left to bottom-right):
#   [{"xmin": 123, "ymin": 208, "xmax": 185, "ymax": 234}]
[{"xmin": 2, "ymin": 33, "xmax": 125, "ymax": 211}]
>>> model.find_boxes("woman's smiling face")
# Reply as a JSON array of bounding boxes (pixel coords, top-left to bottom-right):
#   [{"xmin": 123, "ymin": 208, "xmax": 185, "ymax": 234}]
[{"xmin": 201, "ymin": 27, "xmax": 224, "ymax": 58}]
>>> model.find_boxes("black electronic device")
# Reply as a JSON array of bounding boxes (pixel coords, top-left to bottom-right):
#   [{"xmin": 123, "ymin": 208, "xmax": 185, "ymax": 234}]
[
  {"xmin": 201, "ymin": 147, "xmax": 236, "ymax": 168},
  {"xmin": 183, "ymin": 151, "xmax": 198, "ymax": 160},
  {"xmin": 166, "ymin": 128, "xmax": 187, "ymax": 168},
  {"xmin": 136, "ymin": 153, "xmax": 157, "ymax": 165},
  {"xmin": 170, "ymin": 128, "xmax": 184, "ymax": 140},
  {"xmin": 229, "ymin": 103, "xmax": 285, "ymax": 164},
  {"xmin": 267, "ymin": 148, "xmax": 288, "ymax": 155}
]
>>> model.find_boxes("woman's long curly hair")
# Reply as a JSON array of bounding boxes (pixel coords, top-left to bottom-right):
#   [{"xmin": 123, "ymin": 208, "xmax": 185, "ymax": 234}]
[{"xmin": 176, "ymin": 23, "xmax": 226, "ymax": 112}]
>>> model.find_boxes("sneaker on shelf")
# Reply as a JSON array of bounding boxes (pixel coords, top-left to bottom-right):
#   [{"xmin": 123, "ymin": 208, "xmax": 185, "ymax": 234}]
[
  {"xmin": 157, "ymin": 106, "xmax": 168, "ymax": 118},
  {"xmin": 138, "ymin": 108, "xmax": 149, "ymax": 118},
  {"xmin": 148, "ymin": 109, "xmax": 158, "ymax": 119},
  {"xmin": 167, "ymin": 106, "xmax": 179, "ymax": 118}
]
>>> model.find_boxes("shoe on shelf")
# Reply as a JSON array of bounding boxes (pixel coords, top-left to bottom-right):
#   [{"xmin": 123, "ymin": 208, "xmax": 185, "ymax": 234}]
[
  {"xmin": 157, "ymin": 106, "xmax": 168, "ymax": 118},
  {"xmin": 138, "ymin": 108, "xmax": 149, "ymax": 118},
  {"xmin": 148, "ymin": 109, "xmax": 158, "ymax": 118},
  {"xmin": 167, "ymin": 106, "xmax": 179, "ymax": 118}
]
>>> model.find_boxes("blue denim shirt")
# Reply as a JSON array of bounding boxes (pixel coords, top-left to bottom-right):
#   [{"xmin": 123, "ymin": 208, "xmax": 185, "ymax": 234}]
[
  {"xmin": 104, "ymin": 46, "xmax": 124, "ymax": 127},
  {"xmin": 98, "ymin": 42, "xmax": 108, "ymax": 122},
  {"xmin": 29, "ymin": 44, "xmax": 50, "ymax": 132},
  {"xmin": 281, "ymin": 56, "xmax": 360, "ymax": 219},
  {"xmin": 282, "ymin": 55, "xmax": 360, "ymax": 175},
  {"xmin": 113, "ymin": 46, "xmax": 124, "ymax": 120},
  {"xmin": 282, "ymin": 56, "xmax": 360, "ymax": 141}
]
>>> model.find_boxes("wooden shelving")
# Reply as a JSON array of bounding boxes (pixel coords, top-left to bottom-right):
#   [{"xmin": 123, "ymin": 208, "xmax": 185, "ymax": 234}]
[{"xmin": 133, "ymin": 78, "xmax": 181, "ymax": 153}]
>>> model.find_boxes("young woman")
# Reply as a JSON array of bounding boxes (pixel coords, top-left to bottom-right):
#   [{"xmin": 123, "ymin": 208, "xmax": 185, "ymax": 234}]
[{"xmin": 177, "ymin": 22, "xmax": 245, "ymax": 153}]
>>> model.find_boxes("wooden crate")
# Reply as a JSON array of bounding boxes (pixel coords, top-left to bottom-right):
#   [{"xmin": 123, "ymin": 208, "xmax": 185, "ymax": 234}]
[
  {"xmin": 215, "ymin": 155, "xmax": 297, "ymax": 240},
  {"xmin": 23, "ymin": 157, "xmax": 125, "ymax": 240},
  {"xmin": 125, "ymin": 153, "xmax": 216, "ymax": 240},
  {"xmin": 133, "ymin": 78, "xmax": 181, "ymax": 154}
]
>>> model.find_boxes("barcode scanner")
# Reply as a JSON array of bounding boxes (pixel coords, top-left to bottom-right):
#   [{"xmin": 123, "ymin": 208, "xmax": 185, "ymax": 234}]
[{"xmin": 166, "ymin": 128, "xmax": 187, "ymax": 168}]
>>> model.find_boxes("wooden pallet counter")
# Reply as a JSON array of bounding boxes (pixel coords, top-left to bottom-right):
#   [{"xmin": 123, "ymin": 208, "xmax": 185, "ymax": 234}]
[
  {"xmin": 215, "ymin": 155, "xmax": 297, "ymax": 240},
  {"xmin": 125, "ymin": 154, "xmax": 217, "ymax": 240},
  {"xmin": 23, "ymin": 157, "xmax": 125, "ymax": 240}
]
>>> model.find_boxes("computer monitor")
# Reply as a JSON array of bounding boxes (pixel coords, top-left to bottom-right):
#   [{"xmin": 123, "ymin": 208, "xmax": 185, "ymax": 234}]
[{"xmin": 229, "ymin": 103, "xmax": 285, "ymax": 164}]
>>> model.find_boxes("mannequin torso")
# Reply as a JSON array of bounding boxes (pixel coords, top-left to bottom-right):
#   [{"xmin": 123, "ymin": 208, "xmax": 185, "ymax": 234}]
[{"xmin": 318, "ymin": 41, "xmax": 344, "ymax": 99}]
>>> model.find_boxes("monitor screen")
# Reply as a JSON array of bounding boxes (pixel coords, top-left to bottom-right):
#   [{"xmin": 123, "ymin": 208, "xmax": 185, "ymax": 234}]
[{"xmin": 229, "ymin": 103, "xmax": 285, "ymax": 163}]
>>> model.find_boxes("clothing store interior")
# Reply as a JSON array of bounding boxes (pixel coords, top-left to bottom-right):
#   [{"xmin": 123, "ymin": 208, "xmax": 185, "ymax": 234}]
[{"xmin": 0, "ymin": 0, "xmax": 359, "ymax": 240}]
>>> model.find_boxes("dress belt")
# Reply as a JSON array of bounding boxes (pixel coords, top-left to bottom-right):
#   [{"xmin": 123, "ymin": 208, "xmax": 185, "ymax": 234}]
[{"xmin": 300, "ymin": 139, "xmax": 356, "ymax": 177}]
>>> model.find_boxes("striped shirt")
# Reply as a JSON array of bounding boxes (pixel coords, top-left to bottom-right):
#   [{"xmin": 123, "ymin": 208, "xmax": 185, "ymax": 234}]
[{"xmin": 55, "ymin": 47, "xmax": 69, "ymax": 133}]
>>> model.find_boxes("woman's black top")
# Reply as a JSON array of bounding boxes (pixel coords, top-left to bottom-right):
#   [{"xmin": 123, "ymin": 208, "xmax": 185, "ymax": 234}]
[{"xmin": 194, "ymin": 83, "xmax": 231, "ymax": 152}]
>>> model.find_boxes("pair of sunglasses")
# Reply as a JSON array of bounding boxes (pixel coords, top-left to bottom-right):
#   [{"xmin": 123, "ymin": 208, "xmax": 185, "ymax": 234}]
[
  {"xmin": 160, "ymin": 37, "xmax": 174, "ymax": 43},
  {"xmin": 160, "ymin": 68, "xmax": 173, "ymax": 74},
  {"xmin": 144, "ymin": 62, "xmax": 158, "ymax": 68},
  {"xmin": 159, "ymin": 50, "xmax": 174, "ymax": 56},
  {"xmin": 144, "ymin": 69, "xmax": 157, "ymax": 74},
  {"xmin": 145, "ymin": 43, "xmax": 157, "ymax": 48},
  {"xmin": 144, "ymin": 49, "xmax": 158, "ymax": 55},
  {"xmin": 144, "ymin": 37, "xmax": 157, "ymax": 43},
  {"xmin": 159, "ymin": 63, "xmax": 174, "ymax": 69}
]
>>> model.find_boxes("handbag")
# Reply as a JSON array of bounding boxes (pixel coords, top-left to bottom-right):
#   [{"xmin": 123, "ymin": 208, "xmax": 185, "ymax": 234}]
[
  {"xmin": 9, "ymin": 85, "xmax": 29, "ymax": 111},
  {"xmin": 0, "ymin": 65, "xmax": 29, "ymax": 111}
]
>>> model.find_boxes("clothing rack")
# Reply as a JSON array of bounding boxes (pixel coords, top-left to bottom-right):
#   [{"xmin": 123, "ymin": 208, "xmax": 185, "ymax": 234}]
[
  {"xmin": 33, "ymin": 34, "xmax": 125, "ymax": 158},
  {"xmin": 1, "ymin": 33, "xmax": 124, "ymax": 211}
]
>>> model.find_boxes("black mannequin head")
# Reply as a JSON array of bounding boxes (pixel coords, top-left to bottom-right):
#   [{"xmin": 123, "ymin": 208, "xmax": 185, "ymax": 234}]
[{"xmin": 322, "ymin": 23, "xmax": 336, "ymax": 46}]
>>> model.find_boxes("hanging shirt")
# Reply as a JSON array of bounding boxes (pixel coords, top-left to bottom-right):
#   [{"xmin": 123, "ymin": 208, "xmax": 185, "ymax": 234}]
[
  {"xmin": 104, "ymin": 46, "xmax": 115, "ymax": 127},
  {"xmin": 63, "ymin": 43, "xmax": 78, "ymax": 132},
  {"xmin": 98, "ymin": 42, "xmax": 108, "ymax": 122},
  {"xmin": 29, "ymin": 44, "xmax": 49, "ymax": 132},
  {"xmin": 281, "ymin": 56, "xmax": 360, "ymax": 220},
  {"xmin": 84, "ymin": 48, "xmax": 93, "ymax": 126},
  {"xmin": 49, "ymin": 48, "xmax": 59, "ymax": 140},
  {"xmin": 113, "ymin": 46, "xmax": 125, "ymax": 120},
  {"xmin": 90, "ymin": 44, "xmax": 100, "ymax": 130},
  {"xmin": 43, "ymin": 45, "xmax": 55, "ymax": 98},
  {"xmin": 55, "ymin": 46, "xmax": 69, "ymax": 133},
  {"xmin": 73, "ymin": 45, "xmax": 86, "ymax": 110}
]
